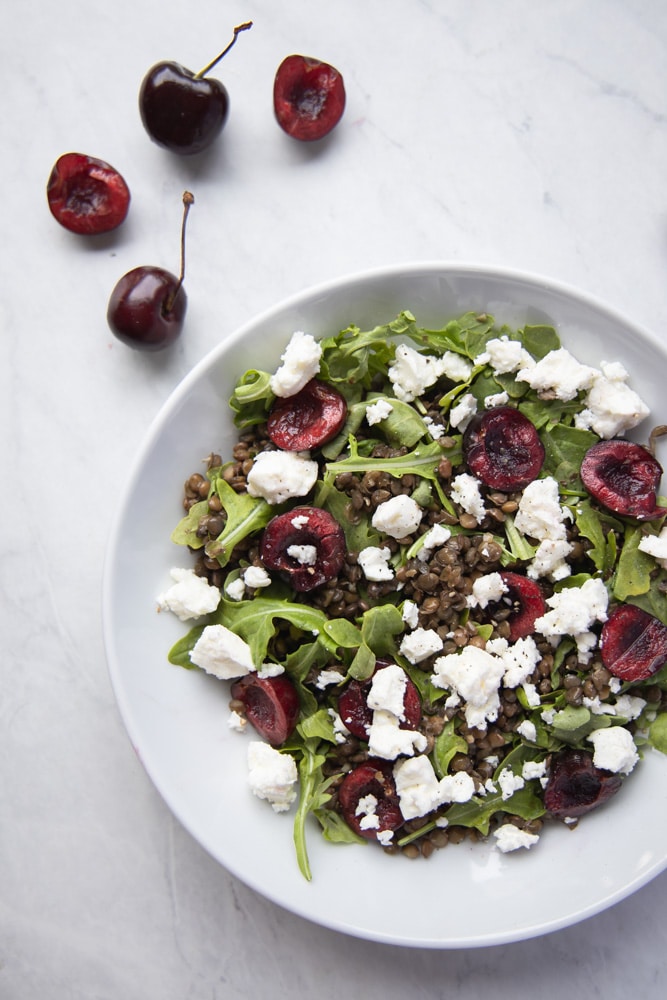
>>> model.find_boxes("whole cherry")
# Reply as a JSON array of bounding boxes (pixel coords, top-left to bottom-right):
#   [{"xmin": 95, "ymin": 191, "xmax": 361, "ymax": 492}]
[
  {"xmin": 107, "ymin": 191, "xmax": 194, "ymax": 351},
  {"xmin": 139, "ymin": 22, "xmax": 252, "ymax": 155},
  {"xmin": 273, "ymin": 55, "xmax": 346, "ymax": 141},
  {"xmin": 46, "ymin": 152, "xmax": 130, "ymax": 235}
]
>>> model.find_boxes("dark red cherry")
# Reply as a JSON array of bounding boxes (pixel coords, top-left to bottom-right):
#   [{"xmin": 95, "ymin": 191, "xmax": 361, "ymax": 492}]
[
  {"xmin": 260, "ymin": 507, "xmax": 346, "ymax": 592},
  {"xmin": 600, "ymin": 603, "xmax": 667, "ymax": 681},
  {"xmin": 463, "ymin": 406, "xmax": 545, "ymax": 490},
  {"xmin": 107, "ymin": 191, "xmax": 194, "ymax": 351},
  {"xmin": 267, "ymin": 379, "xmax": 347, "ymax": 451},
  {"xmin": 46, "ymin": 153, "xmax": 130, "ymax": 235},
  {"xmin": 338, "ymin": 761, "xmax": 404, "ymax": 840},
  {"xmin": 498, "ymin": 571, "xmax": 547, "ymax": 642},
  {"xmin": 543, "ymin": 748, "xmax": 622, "ymax": 818},
  {"xmin": 580, "ymin": 439, "xmax": 667, "ymax": 521},
  {"xmin": 230, "ymin": 673, "xmax": 300, "ymax": 747},
  {"xmin": 273, "ymin": 55, "xmax": 346, "ymax": 141},
  {"xmin": 139, "ymin": 23, "xmax": 252, "ymax": 155},
  {"xmin": 337, "ymin": 660, "xmax": 421, "ymax": 740}
]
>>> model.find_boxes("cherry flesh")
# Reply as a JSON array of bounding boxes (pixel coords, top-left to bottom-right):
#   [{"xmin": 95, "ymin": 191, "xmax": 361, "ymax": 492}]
[
  {"xmin": 139, "ymin": 23, "xmax": 252, "ymax": 155},
  {"xmin": 463, "ymin": 406, "xmax": 545, "ymax": 491},
  {"xmin": 599, "ymin": 603, "xmax": 667, "ymax": 681},
  {"xmin": 260, "ymin": 506, "xmax": 346, "ymax": 592},
  {"xmin": 580, "ymin": 439, "xmax": 667, "ymax": 521},
  {"xmin": 337, "ymin": 660, "xmax": 421, "ymax": 740},
  {"xmin": 543, "ymin": 748, "xmax": 622, "ymax": 819},
  {"xmin": 497, "ymin": 571, "xmax": 547, "ymax": 642},
  {"xmin": 338, "ymin": 761, "xmax": 404, "ymax": 840},
  {"xmin": 230, "ymin": 673, "xmax": 300, "ymax": 747},
  {"xmin": 107, "ymin": 191, "xmax": 194, "ymax": 351},
  {"xmin": 273, "ymin": 55, "xmax": 346, "ymax": 141},
  {"xmin": 267, "ymin": 379, "xmax": 348, "ymax": 451},
  {"xmin": 46, "ymin": 153, "xmax": 130, "ymax": 235}
]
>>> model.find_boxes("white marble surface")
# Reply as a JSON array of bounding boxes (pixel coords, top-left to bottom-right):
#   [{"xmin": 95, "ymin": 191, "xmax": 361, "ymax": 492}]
[{"xmin": 2, "ymin": 0, "xmax": 667, "ymax": 995}]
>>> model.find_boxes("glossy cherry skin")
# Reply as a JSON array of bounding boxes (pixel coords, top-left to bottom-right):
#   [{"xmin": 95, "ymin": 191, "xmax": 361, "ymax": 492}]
[
  {"xmin": 46, "ymin": 153, "xmax": 130, "ymax": 235},
  {"xmin": 139, "ymin": 62, "xmax": 229, "ymax": 155},
  {"xmin": 107, "ymin": 266, "xmax": 186, "ymax": 351},
  {"xmin": 273, "ymin": 55, "xmax": 346, "ymax": 141}
]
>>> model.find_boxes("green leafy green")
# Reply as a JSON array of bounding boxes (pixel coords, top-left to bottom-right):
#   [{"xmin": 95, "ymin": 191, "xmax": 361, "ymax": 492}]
[
  {"xmin": 648, "ymin": 713, "xmax": 667, "ymax": 754},
  {"xmin": 171, "ymin": 499, "xmax": 210, "ymax": 549},
  {"xmin": 229, "ymin": 369, "xmax": 274, "ymax": 427},
  {"xmin": 204, "ymin": 477, "xmax": 274, "ymax": 568},
  {"xmin": 613, "ymin": 524, "xmax": 655, "ymax": 601},
  {"xmin": 432, "ymin": 720, "xmax": 468, "ymax": 779}
]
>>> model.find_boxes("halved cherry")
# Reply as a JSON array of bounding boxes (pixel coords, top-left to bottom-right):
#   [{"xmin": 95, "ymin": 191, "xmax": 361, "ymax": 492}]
[
  {"xmin": 338, "ymin": 760, "xmax": 404, "ymax": 840},
  {"xmin": 580, "ymin": 440, "xmax": 667, "ymax": 521},
  {"xmin": 543, "ymin": 748, "xmax": 622, "ymax": 818},
  {"xmin": 463, "ymin": 406, "xmax": 545, "ymax": 490},
  {"xmin": 267, "ymin": 379, "xmax": 347, "ymax": 451},
  {"xmin": 337, "ymin": 659, "xmax": 422, "ymax": 739},
  {"xmin": 230, "ymin": 674, "xmax": 300, "ymax": 746},
  {"xmin": 498, "ymin": 571, "xmax": 547, "ymax": 642},
  {"xmin": 47, "ymin": 152, "xmax": 130, "ymax": 235},
  {"xmin": 273, "ymin": 55, "xmax": 346, "ymax": 142},
  {"xmin": 260, "ymin": 506, "xmax": 346, "ymax": 592},
  {"xmin": 599, "ymin": 603, "xmax": 667, "ymax": 681}
]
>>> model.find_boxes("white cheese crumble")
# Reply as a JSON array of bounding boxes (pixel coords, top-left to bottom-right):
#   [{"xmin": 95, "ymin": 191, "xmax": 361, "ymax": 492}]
[
  {"xmin": 247, "ymin": 742, "xmax": 298, "ymax": 812},
  {"xmin": 328, "ymin": 708, "xmax": 351, "ymax": 744},
  {"xmin": 269, "ymin": 331, "xmax": 322, "ymax": 398},
  {"xmin": 574, "ymin": 362, "xmax": 650, "ymax": 439},
  {"xmin": 355, "ymin": 794, "xmax": 380, "ymax": 830},
  {"xmin": 286, "ymin": 544, "xmax": 318, "ymax": 566},
  {"xmin": 372, "ymin": 494, "xmax": 423, "ymax": 539},
  {"xmin": 225, "ymin": 576, "xmax": 247, "ymax": 602},
  {"xmin": 357, "ymin": 545, "xmax": 394, "ymax": 582},
  {"xmin": 587, "ymin": 726, "xmax": 639, "ymax": 774},
  {"xmin": 431, "ymin": 645, "xmax": 506, "ymax": 730},
  {"xmin": 399, "ymin": 627, "xmax": 444, "ymax": 664},
  {"xmin": 517, "ymin": 348, "xmax": 597, "ymax": 401},
  {"xmin": 484, "ymin": 390, "xmax": 510, "ymax": 408},
  {"xmin": 388, "ymin": 344, "xmax": 472, "ymax": 402},
  {"xmin": 315, "ymin": 669, "xmax": 346, "ymax": 690},
  {"xmin": 467, "ymin": 572, "xmax": 508, "ymax": 609},
  {"xmin": 534, "ymin": 577, "xmax": 609, "ymax": 662},
  {"xmin": 402, "ymin": 599, "xmax": 420, "ymax": 630},
  {"xmin": 613, "ymin": 694, "xmax": 647, "ymax": 721},
  {"xmin": 189, "ymin": 624, "xmax": 255, "ymax": 679},
  {"xmin": 638, "ymin": 527, "xmax": 667, "ymax": 569},
  {"xmin": 228, "ymin": 710, "xmax": 247, "ymax": 732},
  {"xmin": 474, "ymin": 336, "xmax": 534, "ymax": 374},
  {"xmin": 365, "ymin": 398, "xmax": 394, "ymax": 425},
  {"xmin": 516, "ymin": 720, "xmax": 538, "ymax": 743},
  {"xmin": 393, "ymin": 756, "xmax": 442, "ymax": 820},
  {"xmin": 367, "ymin": 663, "xmax": 407, "ymax": 720},
  {"xmin": 493, "ymin": 824, "xmax": 540, "ymax": 853},
  {"xmin": 242, "ymin": 565, "xmax": 272, "ymax": 588},
  {"xmin": 156, "ymin": 567, "xmax": 221, "ymax": 621},
  {"xmin": 246, "ymin": 450, "xmax": 318, "ymax": 504},
  {"xmin": 450, "ymin": 472, "xmax": 486, "ymax": 522},
  {"xmin": 449, "ymin": 392, "xmax": 477, "ymax": 431},
  {"xmin": 367, "ymin": 709, "xmax": 428, "ymax": 760},
  {"xmin": 438, "ymin": 771, "xmax": 476, "ymax": 804},
  {"xmin": 291, "ymin": 514, "xmax": 310, "ymax": 528},
  {"xmin": 527, "ymin": 538, "xmax": 573, "ymax": 582},
  {"xmin": 423, "ymin": 415, "xmax": 447, "ymax": 440},
  {"xmin": 522, "ymin": 759, "xmax": 547, "ymax": 781},
  {"xmin": 417, "ymin": 522, "xmax": 452, "ymax": 560},
  {"xmin": 497, "ymin": 767, "xmax": 525, "ymax": 800},
  {"xmin": 257, "ymin": 662, "xmax": 285, "ymax": 678},
  {"xmin": 514, "ymin": 476, "xmax": 569, "ymax": 542}
]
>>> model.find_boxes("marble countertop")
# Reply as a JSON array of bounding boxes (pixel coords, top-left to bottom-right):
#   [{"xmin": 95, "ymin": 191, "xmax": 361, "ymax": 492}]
[{"xmin": 3, "ymin": 0, "xmax": 666, "ymax": 996}]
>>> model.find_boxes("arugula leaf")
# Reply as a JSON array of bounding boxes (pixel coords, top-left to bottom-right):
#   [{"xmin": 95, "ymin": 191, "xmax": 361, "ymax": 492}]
[
  {"xmin": 432, "ymin": 719, "xmax": 468, "ymax": 778},
  {"xmin": 220, "ymin": 598, "xmax": 333, "ymax": 665},
  {"xmin": 312, "ymin": 479, "xmax": 381, "ymax": 552},
  {"xmin": 229, "ymin": 369, "xmax": 274, "ymax": 427},
  {"xmin": 648, "ymin": 713, "xmax": 667, "ymax": 754},
  {"xmin": 444, "ymin": 785, "xmax": 545, "ymax": 836},
  {"xmin": 537, "ymin": 423, "xmax": 599, "ymax": 488},
  {"xmin": 171, "ymin": 499, "xmax": 210, "ymax": 549},
  {"xmin": 326, "ymin": 435, "xmax": 450, "ymax": 483},
  {"xmin": 613, "ymin": 524, "xmax": 655, "ymax": 600},
  {"xmin": 574, "ymin": 501, "xmax": 618, "ymax": 575},
  {"xmin": 292, "ymin": 737, "xmax": 332, "ymax": 881},
  {"xmin": 521, "ymin": 324, "xmax": 561, "ymax": 359},
  {"xmin": 204, "ymin": 477, "xmax": 274, "ymax": 568}
]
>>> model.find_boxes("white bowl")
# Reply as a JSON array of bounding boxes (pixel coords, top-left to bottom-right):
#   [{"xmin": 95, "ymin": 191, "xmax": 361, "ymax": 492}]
[{"xmin": 102, "ymin": 262, "xmax": 667, "ymax": 948}]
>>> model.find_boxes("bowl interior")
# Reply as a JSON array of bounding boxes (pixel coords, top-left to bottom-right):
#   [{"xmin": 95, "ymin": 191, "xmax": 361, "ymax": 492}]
[{"xmin": 103, "ymin": 263, "xmax": 667, "ymax": 948}]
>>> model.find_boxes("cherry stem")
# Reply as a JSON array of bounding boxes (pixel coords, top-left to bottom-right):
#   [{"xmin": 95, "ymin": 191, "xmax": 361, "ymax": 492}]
[
  {"xmin": 165, "ymin": 191, "xmax": 195, "ymax": 313},
  {"xmin": 194, "ymin": 21, "xmax": 253, "ymax": 79}
]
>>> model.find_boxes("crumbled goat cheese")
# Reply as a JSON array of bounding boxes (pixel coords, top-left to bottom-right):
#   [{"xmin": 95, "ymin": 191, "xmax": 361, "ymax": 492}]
[
  {"xmin": 225, "ymin": 576, "xmax": 247, "ymax": 602},
  {"xmin": 246, "ymin": 450, "xmax": 318, "ymax": 504},
  {"xmin": 367, "ymin": 663, "xmax": 408, "ymax": 720},
  {"xmin": 269, "ymin": 331, "xmax": 322, "ymax": 397},
  {"xmin": 393, "ymin": 756, "xmax": 442, "ymax": 819},
  {"xmin": 494, "ymin": 824, "xmax": 540, "ymax": 853},
  {"xmin": 355, "ymin": 794, "xmax": 380, "ymax": 830},
  {"xmin": 431, "ymin": 645, "xmax": 506, "ymax": 730},
  {"xmin": 521, "ymin": 682, "xmax": 541, "ymax": 707},
  {"xmin": 423, "ymin": 415, "xmax": 447, "ymax": 440},
  {"xmin": 638, "ymin": 527, "xmax": 667, "ymax": 569},
  {"xmin": 498, "ymin": 767, "xmax": 525, "ymax": 800},
  {"xmin": 450, "ymin": 473, "xmax": 486, "ymax": 522},
  {"xmin": 402, "ymin": 599, "xmax": 420, "ymax": 630},
  {"xmin": 328, "ymin": 708, "xmax": 351, "ymax": 744},
  {"xmin": 286, "ymin": 544, "xmax": 318, "ymax": 566},
  {"xmin": 365, "ymin": 398, "xmax": 394, "ymax": 425},
  {"xmin": 534, "ymin": 577, "xmax": 608, "ymax": 661},
  {"xmin": 243, "ymin": 565, "xmax": 272, "ymax": 588},
  {"xmin": 574, "ymin": 362, "xmax": 650, "ymax": 439},
  {"xmin": 247, "ymin": 742, "xmax": 298, "ymax": 812},
  {"xmin": 257, "ymin": 662, "xmax": 285, "ymax": 678},
  {"xmin": 613, "ymin": 694, "xmax": 647, "ymax": 721},
  {"xmin": 189, "ymin": 624, "xmax": 255, "ymax": 679},
  {"xmin": 449, "ymin": 392, "xmax": 477, "ymax": 431},
  {"xmin": 514, "ymin": 476, "xmax": 569, "ymax": 542},
  {"xmin": 156, "ymin": 567, "xmax": 221, "ymax": 621},
  {"xmin": 527, "ymin": 538, "xmax": 574, "ymax": 582},
  {"xmin": 358, "ymin": 545, "xmax": 394, "ymax": 582},
  {"xmin": 291, "ymin": 514, "xmax": 310, "ymax": 528},
  {"xmin": 228, "ymin": 710, "xmax": 247, "ymax": 732},
  {"xmin": 517, "ymin": 348, "xmax": 597, "ymax": 401},
  {"xmin": 367, "ymin": 709, "xmax": 428, "ymax": 760},
  {"xmin": 372, "ymin": 494, "xmax": 423, "ymax": 539},
  {"xmin": 467, "ymin": 572, "xmax": 508, "ymax": 609},
  {"xmin": 587, "ymin": 727, "xmax": 639, "ymax": 774},
  {"xmin": 316, "ymin": 669, "xmax": 346, "ymax": 690},
  {"xmin": 516, "ymin": 720, "xmax": 538, "ymax": 743},
  {"xmin": 492, "ymin": 635, "xmax": 541, "ymax": 688},
  {"xmin": 484, "ymin": 390, "xmax": 510, "ymax": 408},
  {"xmin": 438, "ymin": 771, "xmax": 476, "ymax": 804},
  {"xmin": 388, "ymin": 344, "xmax": 472, "ymax": 402},
  {"xmin": 399, "ymin": 627, "xmax": 444, "ymax": 664},
  {"xmin": 522, "ymin": 759, "xmax": 547, "ymax": 781},
  {"xmin": 474, "ymin": 336, "xmax": 535, "ymax": 374},
  {"xmin": 377, "ymin": 829, "xmax": 394, "ymax": 846},
  {"xmin": 418, "ymin": 523, "xmax": 452, "ymax": 560}
]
